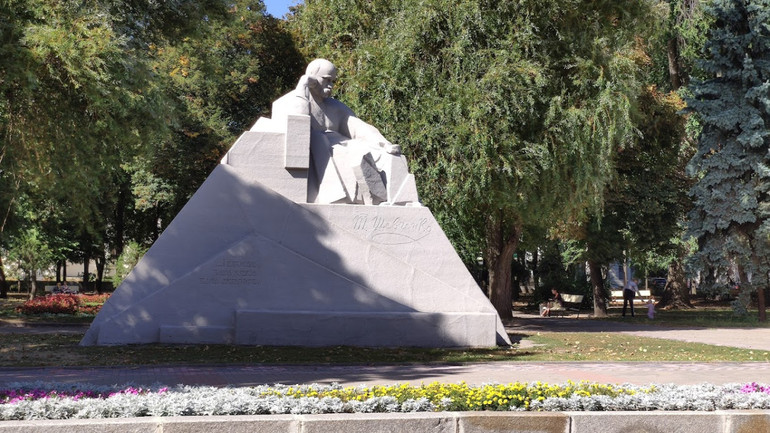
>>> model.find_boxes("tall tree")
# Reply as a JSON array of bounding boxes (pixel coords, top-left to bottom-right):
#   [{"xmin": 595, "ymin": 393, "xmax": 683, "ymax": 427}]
[
  {"xmin": 0, "ymin": 0, "xmax": 193, "ymax": 292},
  {"xmin": 570, "ymin": 87, "xmax": 692, "ymax": 316},
  {"xmin": 660, "ymin": 0, "xmax": 710, "ymax": 91},
  {"xmin": 686, "ymin": 0, "xmax": 770, "ymax": 320},
  {"xmin": 7, "ymin": 226, "xmax": 53, "ymax": 299},
  {"xmin": 290, "ymin": 0, "xmax": 650, "ymax": 319},
  {"xmin": 128, "ymin": 0, "xmax": 304, "ymax": 245}
]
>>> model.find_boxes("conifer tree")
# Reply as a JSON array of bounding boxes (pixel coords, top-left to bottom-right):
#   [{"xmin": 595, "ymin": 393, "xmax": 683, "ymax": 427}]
[{"xmin": 687, "ymin": 0, "xmax": 770, "ymax": 320}]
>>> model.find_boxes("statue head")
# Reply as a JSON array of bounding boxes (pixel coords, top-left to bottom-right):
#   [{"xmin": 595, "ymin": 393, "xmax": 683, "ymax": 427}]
[{"xmin": 306, "ymin": 58, "xmax": 337, "ymax": 99}]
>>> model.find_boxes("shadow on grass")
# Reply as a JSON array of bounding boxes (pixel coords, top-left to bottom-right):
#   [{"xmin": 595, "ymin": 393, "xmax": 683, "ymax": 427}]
[{"xmin": 0, "ymin": 332, "xmax": 541, "ymax": 367}]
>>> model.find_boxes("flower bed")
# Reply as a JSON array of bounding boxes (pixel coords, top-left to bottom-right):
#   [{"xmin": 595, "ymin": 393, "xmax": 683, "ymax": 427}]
[
  {"xmin": 15, "ymin": 294, "xmax": 110, "ymax": 316},
  {"xmin": 2, "ymin": 381, "xmax": 770, "ymax": 420}
]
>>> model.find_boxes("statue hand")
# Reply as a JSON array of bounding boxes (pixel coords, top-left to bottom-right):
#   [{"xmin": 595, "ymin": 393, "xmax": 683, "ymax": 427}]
[{"xmin": 384, "ymin": 143, "xmax": 401, "ymax": 155}]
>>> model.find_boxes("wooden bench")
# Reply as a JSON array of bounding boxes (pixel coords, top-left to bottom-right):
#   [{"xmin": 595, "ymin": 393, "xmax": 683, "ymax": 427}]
[
  {"xmin": 44, "ymin": 285, "xmax": 80, "ymax": 294},
  {"xmin": 549, "ymin": 294, "xmax": 585, "ymax": 318},
  {"xmin": 609, "ymin": 289, "xmax": 652, "ymax": 306}
]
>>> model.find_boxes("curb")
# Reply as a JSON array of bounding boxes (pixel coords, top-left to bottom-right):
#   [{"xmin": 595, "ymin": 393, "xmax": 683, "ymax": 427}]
[{"xmin": 2, "ymin": 410, "xmax": 769, "ymax": 432}]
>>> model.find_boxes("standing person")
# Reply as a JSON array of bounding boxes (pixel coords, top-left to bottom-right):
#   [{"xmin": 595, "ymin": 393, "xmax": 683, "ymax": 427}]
[{"xmin": 622, "ymin": 278, "xmax": 640, "ymax": 317}]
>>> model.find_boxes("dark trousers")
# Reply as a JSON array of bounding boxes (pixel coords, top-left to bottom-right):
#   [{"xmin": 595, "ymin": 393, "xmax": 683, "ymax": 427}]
[{"xmin": 622, "ymin": 289, "xmax": 635, "ymax": 316}]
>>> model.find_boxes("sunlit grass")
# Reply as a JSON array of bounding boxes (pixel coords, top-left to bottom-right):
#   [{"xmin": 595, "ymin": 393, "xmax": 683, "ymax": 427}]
[
  {"xmin": 523, "ymin": 332, "xmax": 770, "ymax": 362},
  {"xmin": 602, "ymin": 306, "xmax": 770, "ymax": 328}
]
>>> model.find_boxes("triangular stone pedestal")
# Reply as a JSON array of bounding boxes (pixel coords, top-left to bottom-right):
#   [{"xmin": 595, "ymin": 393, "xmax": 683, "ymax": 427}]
[{"xmin": 81, "ymin": 114, "xmax": 510, "ymax": 348}]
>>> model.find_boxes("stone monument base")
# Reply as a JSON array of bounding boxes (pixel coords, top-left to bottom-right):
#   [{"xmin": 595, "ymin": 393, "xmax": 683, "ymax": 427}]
[
  {"xmin": 81, "ymin": 164, "xmax": 508, "ymax": 347},
  {"xmin": 81, "ymin": 107, "xmax": 510, "ymax": 348}
]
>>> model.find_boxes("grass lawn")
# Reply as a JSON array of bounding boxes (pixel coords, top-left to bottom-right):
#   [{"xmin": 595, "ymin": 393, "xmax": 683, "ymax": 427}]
[{"xmin": 600, "ymin": 300, "xmax": 770, "ymax": 328}]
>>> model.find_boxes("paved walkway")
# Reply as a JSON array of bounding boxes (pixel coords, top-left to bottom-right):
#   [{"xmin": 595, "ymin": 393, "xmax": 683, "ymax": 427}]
[{"xmin": 1, "ymin": 315, "xmax": 768, "ymax": 388}]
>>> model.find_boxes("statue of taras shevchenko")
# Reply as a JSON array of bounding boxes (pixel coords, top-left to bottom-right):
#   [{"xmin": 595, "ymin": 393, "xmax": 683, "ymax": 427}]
[{"xmin": 272, "ymin": 59, "xmax": 413, "ymax": 205}]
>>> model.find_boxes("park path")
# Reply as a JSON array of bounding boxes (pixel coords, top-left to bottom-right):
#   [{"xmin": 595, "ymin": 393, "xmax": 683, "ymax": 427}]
[
  {"xmin": 1, "ymin": 361, "xmax": 769, "ymax": 388},
  {"xmin": 0, "ymin": 315, "xmax": 768, "ymax": 387}
]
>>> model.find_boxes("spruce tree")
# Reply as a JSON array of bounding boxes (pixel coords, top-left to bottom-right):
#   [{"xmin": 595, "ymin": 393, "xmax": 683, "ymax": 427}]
[{"xmin": 687, "ymin": 0, "xmax": 770, "ymax": 320}]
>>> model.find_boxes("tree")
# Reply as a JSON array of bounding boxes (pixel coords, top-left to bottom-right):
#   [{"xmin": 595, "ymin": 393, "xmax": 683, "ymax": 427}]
[
  {"xmin": 290, "ymin": 0, "xmax": 651, "ymax": 319},
  {"xmin": 0, "ymin": 0, "xmax": 189, "ymax": 293},
  {"xmin": 1, "ymin": 1, "xmax": 301, "ymax": 289},
  {"xmin": 567, "ymin": 86, "xmax": 692, "ymax": 316},
  {"xmin": 686, "ymin": 0, "xmax": 770, "ymax": 320},
  {"xmin": 7, "ymin": 227, "xmax": 53, "ymax": 299},
  {"xmin": 657, "ymin": 0, "xmax": 711, "ymax": 91},
  {"xmin": 125, "ymin": 0, "xmax": 304, "ymax": 246}
]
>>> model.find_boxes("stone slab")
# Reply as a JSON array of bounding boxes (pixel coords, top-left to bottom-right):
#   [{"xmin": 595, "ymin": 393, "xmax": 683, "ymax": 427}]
[
  {"xmin": 568, "ymin": 411, "xmax": 726, "ymax": 433},
  {"xmin": 284, "ymin": 114, "xmax": 310, "ymax": 169},
  {"xmin": 300, "ymin": 413, "xmax": 456, "ymax": 433},
  {"xmin": 162, "ymin": 415, "xmax": 298, "ymax": 433},
  {"xmin": 458, "ymin": 412, "xmax": 569, "ymax": 433},
  {"xmin": 226, "ymin": 129, "xmax": 308, "ymax": 203},
  {"xmin": 159, "ymin": 325, "xmax": 234, "ymax": 344},
  {"xmin": 234, "ymin": 311, "xmax": 497, "ymax": 347},
  {"xmin": 0, "ymin": 412, "xmax": 761, "ymax": 433},
  {"xmin": 727, "ymin": 410, "xmax": 770, "ymax": 433},
  {"xmin": 0, "ymin": 417, "xmax": 163, "ymax": 433}
]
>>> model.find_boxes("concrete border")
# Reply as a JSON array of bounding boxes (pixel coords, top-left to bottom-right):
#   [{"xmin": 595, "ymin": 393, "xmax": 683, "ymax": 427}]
[{"xmin": 2, "ymin": 411, "xmax": 769, "ymax": 433}]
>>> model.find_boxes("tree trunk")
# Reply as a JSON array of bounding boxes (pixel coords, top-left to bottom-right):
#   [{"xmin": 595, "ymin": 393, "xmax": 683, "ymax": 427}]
[
  {"xmin": 95, "ymin": 254, "xmax": 105, "ymax": 294},
  {"xmin": 27, "ymin": 273, "xmax": 39, "ymax": 300},
  {"xmin": 667, "ymin": 37, "xmax": 682, "ymax": 90},
  {"xmin": 758, "ymin": 287, "xmax": 767, "ymax": 323},
  {"xmin": 82, "ymin": 256, "xmax": 90, "ymax": 292},
  {"xmin": 657, "ymin": 258, "xmax": 693, "ymax": 309},
  {"xmin": 485, "ymin": 216, "xmax": 520, "ymax": 320},
  {"xmin": 511, "ymin": 252, "xmax": 521, "ymax": 303},
  {"xmin": 0, "ymin": 256, "xmax": 8, "ymax": 299},
  {"xmin": 115, "ymin": 186, "xmax": 126, "ymax": 258},
  {"xmin": 588, "ymin": 260, "xmax": 607, "ymax": 317},
  {"xmin": 531, "ymin": 249, "xmax": 539, "ymax": 291}
]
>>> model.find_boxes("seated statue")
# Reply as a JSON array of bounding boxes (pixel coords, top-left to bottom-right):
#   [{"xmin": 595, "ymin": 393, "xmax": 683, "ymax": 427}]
[{"xmin": 272, "ymin": 59, "xmax": 417, "ymax": 205}]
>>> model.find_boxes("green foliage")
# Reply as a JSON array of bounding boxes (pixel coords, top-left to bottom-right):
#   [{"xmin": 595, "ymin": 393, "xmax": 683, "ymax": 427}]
[
  {"xmin": 0, "ymin": 0, "xmax": 186, "ymax": 270},
  {"xmin": 129, "ymin": 0, "xmax": 304, "ymax": 237},
  {"xmin": 1, "ymin": 0, "xmax": 303, "ymax": 275},
  {"xmin": 112, "ymin": 241, "xmax": 147, "ymax": 287},
  {"xmin": 537, "ymin": 240, "xmax": 592, "ymax": 302},
  {"xmin": 574, "ymin": 87, "xmax": 691, "ymax": 264},
  {"xmin": 290, "ymin": 0, "xmax": 652, "ymax": 315},
  {"xmin": 686, "ymin": 0, "xmax": 770, "ymax": 295},
  {"xmin": 645, "ymin": 0, "xmax": 713, "ymax": 90},
  {"xmin": 6, "ymin": 227, "xmax": 52, "ymax": 279}
]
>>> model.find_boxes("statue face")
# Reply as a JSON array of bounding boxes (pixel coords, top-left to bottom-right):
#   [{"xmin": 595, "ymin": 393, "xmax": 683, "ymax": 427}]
[
  {"xmin": 316, "ymin": 63, "xmax": 337, "ymax": 99},
  {"xmin": 306, "ymin": 59, "xmax": 338, "ymax": 99}
]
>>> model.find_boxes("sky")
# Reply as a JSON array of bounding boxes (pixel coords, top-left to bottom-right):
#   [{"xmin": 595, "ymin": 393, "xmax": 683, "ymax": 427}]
[{"xmin": 263, "ymin": 0, "xmax": 301, "ymax": 18}]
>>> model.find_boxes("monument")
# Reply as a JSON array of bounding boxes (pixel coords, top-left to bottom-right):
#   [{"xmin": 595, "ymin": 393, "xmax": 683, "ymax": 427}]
[{"xmin": 81, "ymin": 59, "xmax": 510, "ymax": 348}]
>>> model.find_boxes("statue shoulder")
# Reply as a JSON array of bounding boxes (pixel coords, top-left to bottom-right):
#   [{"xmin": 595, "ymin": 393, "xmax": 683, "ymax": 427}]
[
  {"xmin": 324, "ymin": 97, "xmax": 356, "ymax": 118},
  {"xmin": 272, "ymin": 89, "xmax": 310, "ymax": 117}
]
